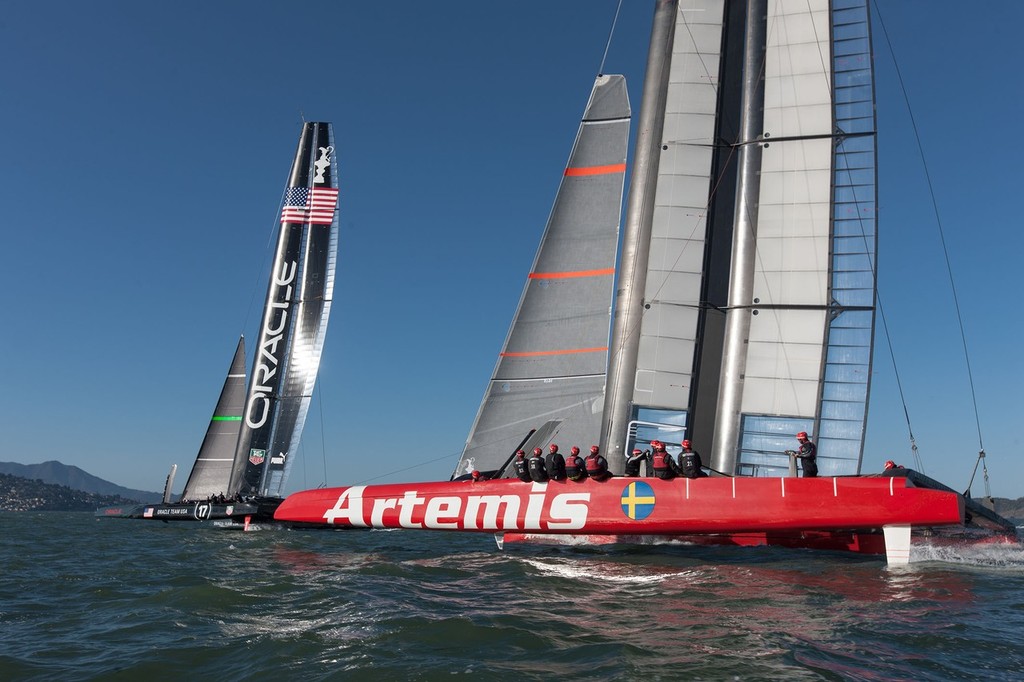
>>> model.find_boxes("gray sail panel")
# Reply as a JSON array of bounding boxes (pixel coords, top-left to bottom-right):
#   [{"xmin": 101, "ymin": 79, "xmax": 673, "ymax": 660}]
[
  {"xmin": 180, "ymin": 337, "xmax": 247, "ymax": 501},
  {"xmin": 230, "ymin": 122, "xmax": 339, "ymax": 496},
  {"xmin": 455, "ymin": 75, "xmax": 630, "ymax": 476},
  {"xmin": 632, "ymin": 0, "xmax": 726, "ymax": 414}
]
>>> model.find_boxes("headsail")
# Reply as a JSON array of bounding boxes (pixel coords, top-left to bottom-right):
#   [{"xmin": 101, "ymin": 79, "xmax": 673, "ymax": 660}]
[
  {"xmin": 453, "ymin": 75, "xmax": 631, "ymax": 478},
  {"xmin": 229, "ymin": 122, "xmax": 340, "ymax": 497},
  {"xmin": 179, "ymin": 336, "xmax": 247, "ymax": 501},
  {"xmin": 603, "ymin": 0, "xmax": 876, "ymax": 476}
]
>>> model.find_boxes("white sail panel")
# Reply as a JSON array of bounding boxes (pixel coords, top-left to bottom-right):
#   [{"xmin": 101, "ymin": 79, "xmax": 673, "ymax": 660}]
[
  {"xmin": 633, "ymin": 0, "xmax": 725, "ymax": 412},
  {"xmin": 736, "ymin": 0, "xmax": 832, "ymax": 422},
  {"xmin": 742, "ymin": 308, "xmax": 827, "ymax": 415},
  {"xmin": 764, "ymin": 1, "xmax": 832, "ymax": 139}
]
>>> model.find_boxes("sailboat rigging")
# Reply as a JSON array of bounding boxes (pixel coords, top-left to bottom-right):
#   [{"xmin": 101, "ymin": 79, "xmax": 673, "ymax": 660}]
[
  {"xmin": 274, "ymin": 1, "xmax": 1017, "ymax": 562},
  {"xmin": 98, "ymin": 122, "xmax": 339, "ymax": 527}
]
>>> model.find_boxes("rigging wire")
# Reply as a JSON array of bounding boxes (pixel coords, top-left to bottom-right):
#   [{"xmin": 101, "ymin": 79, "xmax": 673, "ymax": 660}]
[
  {"xmin": 873, "ymin": 1, "xmax": 989, "ymax": 491},
  {"xmin": 598, "ymin": 0, "xmax": 625, "ymax": 76},
  {"xmin": 317, "ymin": 381, "xmax": 329, "ymax": 487}
]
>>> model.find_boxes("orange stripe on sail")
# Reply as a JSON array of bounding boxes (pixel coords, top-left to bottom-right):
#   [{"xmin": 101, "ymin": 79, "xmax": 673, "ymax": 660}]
[
  {"xmin": 501, "ymin": 347, "xmax": 608, "ymax": 358},
  {"xmin": 564, "ymin": 163, "xmax": 626, "ymax": 177},
  {"xmin": 529, "ymin": 267, "xmax": 615, "ymax": 280}
]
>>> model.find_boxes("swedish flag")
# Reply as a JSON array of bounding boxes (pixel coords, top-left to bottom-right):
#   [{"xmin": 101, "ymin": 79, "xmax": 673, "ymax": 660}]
[{"xmin": 620, "ymin": 481, "xmax": 656, "ymax": 520}]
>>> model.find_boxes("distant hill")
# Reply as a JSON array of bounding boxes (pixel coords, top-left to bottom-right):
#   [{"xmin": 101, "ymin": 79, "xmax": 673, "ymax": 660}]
[
  {"xmin": 993, "ymin": 497, "xmax": 1024, "ymax": 524},
  {"xmin": 0, "ymin": 461, "xmax": 162, "ymax": 504},
  {"xmin": 0, "ymin": 473, "xmax": 143, "ymax": 511}
]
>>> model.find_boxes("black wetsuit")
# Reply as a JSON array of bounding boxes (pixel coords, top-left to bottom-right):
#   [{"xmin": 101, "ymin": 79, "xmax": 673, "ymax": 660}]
[
  {"xmin": 545, "ymin": 452, "xmax": 566, "ymax": 481},
  {"xmin": 624, "ymin": 451, "xmax": 646, "ymax": 477},
  {"xmin": 797, "ymin": 441, "xmax": 818, "ymax": 478},
  {"xmin": 678, "ymin": 450, "xmax": 706, "ymax": 479},
  {"xmin": 528, "ymin": 455, "xmax": 549, "ymax": 483},
  {"xmin": 513, "ymin": 457, "xmax": 531, "ymax": 482}
]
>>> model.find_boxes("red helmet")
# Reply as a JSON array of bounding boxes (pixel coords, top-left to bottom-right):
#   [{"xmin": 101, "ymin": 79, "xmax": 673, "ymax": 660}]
[
  {"xmin": 651, "ymin": 440, "xmax": 660, "ymax": 447},
  {"xmin": 632, "ymin": 449, "xmax": 642, "ymax": 455},
  {"xmin": 516, "ymin": 450, "xmax": 525, "ymax": 458},
  {"xmin": 471, "ymin": 470, "xmax": 480, "ymax": 478},
  {"xmin": 884, "ymin": 460, "xmax": 896, "ymax": 470},
  {"xmin": 590, "ymin": 445, "xmax": 600, "ymax": 454},
  {"xmin": 533, "ymin": 447, "xmax": 542, "ymax": 456},
  {"xmin": 549, "ymin": 444, "xmax": 558, "ymax": 453},
  {"xmin": 682, "ymin": 439, "xmax": 691, "ymax": 448},
  {"xmin": 570, "ymin": 446, "xmax": 580, "ymax": 455},
  {"xmin": 796, "ymin": 431, "xmax": 808, "ymax": 440}
]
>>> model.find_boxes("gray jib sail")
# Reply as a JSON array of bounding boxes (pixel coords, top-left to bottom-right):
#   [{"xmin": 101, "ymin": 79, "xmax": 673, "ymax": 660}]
[
  {"xmin": 606, "ymin": 0, "xmax": 876, "ymax": 477},
  {"xmin": 229, "ymin": 122, "xmax": 339, "ymax": 497},
  {"xmin": 453, "ymin": 75, "xmax": 630, "ymax": 478},
  {"xmin": 179, "ymin": 337, "xmax": 247, "ymax": 501}
]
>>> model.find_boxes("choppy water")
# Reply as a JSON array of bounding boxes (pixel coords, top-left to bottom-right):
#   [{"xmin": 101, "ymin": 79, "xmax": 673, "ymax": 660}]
[{"xmin": 2, "ymin": 513, "xmax": 1024, "ymax": 680}]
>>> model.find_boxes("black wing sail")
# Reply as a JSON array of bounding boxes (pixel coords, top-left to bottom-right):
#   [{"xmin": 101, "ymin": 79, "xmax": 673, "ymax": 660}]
[{"xmin": 229, "ymin": 122, "xmax": 339, "ymax": 497}]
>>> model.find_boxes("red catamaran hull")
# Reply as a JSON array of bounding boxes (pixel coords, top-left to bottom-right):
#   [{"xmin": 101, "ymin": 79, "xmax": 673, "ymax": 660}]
[{"xmin": 274, "ymin": 473, "xmax": 1019, "ymax": 561}]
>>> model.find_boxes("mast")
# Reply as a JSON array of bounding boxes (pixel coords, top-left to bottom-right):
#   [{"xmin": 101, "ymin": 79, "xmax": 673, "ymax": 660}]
[
  {"xmin": 709, "ymin": 0, "xmax": 767, "ymax": 474},
  {"xmin": 600, "ymin": 0, "xmax": 677, "ymax": 472}
]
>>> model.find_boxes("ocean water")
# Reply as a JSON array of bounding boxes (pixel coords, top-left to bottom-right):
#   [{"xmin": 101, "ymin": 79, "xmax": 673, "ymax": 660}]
[{"xmin": 2, "ymin": 513, "xmax": 1023, "ymax": 680}]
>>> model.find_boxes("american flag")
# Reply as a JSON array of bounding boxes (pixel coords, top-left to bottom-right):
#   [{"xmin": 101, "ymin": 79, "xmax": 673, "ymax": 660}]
[{"xmin": 280, "ymin": 186, "xmax": 339, "ymax": 225}]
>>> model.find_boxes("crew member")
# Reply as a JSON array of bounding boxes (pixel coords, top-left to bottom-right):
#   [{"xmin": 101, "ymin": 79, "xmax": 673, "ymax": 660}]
[
  {"xmin": 678, "ymin": 439, "xmax": 706, "ymax": 479},
  {"xmin": 513, "ymin": 450, "xmax": 531, "ymax": 482},
  {"xmin": 528, "ymin": 446, "xmax": 549, "ymax": 483},
  {"xmin": 585, "ymin": 445, "xmax": 610, "ymax": 481},
  {"xmin": 565, "ymin": 446, "xmax": 587, "ymax": 481},
  {"xmin": 651, "ymin": 440, "xmax": 678, "ymax": 480},
  {"xmin": 624, "ymin": 448, "xmax": 646, "ymax": 477},
  {"xmin": 793, "ymin": 431, "xmax": 818, "ymax": 478},
  {"xmin": 545, "ymin": 443, "xmax": 566, "ymax": 481}
]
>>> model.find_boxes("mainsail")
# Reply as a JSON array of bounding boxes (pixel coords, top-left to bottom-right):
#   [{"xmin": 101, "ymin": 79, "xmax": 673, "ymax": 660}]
[
  {"xmin": 179, "ymin": 336, "xmax": 247, "ymax": 501},
  {"xmin": 229, "ymin": 121, "xmax": 340, "ymax": 497},
  {"xmin": 453, "ymin": 75, "xmax": 631, "ymax": 477},
  {"xmin": 602, "ymin": 0, "xmax": 876, "ymax": 476}
]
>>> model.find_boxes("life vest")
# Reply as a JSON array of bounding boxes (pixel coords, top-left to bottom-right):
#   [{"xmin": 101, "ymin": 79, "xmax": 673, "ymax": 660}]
[
  {"xmin": 528, "ymin": 455, "xmax": 549, "ymax": 483},
  {"xmin": 585, "ymin": 454, "xmax": 608, "ymax": 480},
  {"xmin": 565, "ymin": 455, "xmax": 586, "ymax": 481},
  {"xmin": 652, "ymin": 450, "xmax": 675, "ymax": 479}
]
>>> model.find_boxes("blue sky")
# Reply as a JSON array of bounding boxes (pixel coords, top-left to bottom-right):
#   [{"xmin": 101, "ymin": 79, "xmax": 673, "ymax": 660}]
[{"xmin": 2, "ymin": 1, "xmax": 1021, "ymax": 498}]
